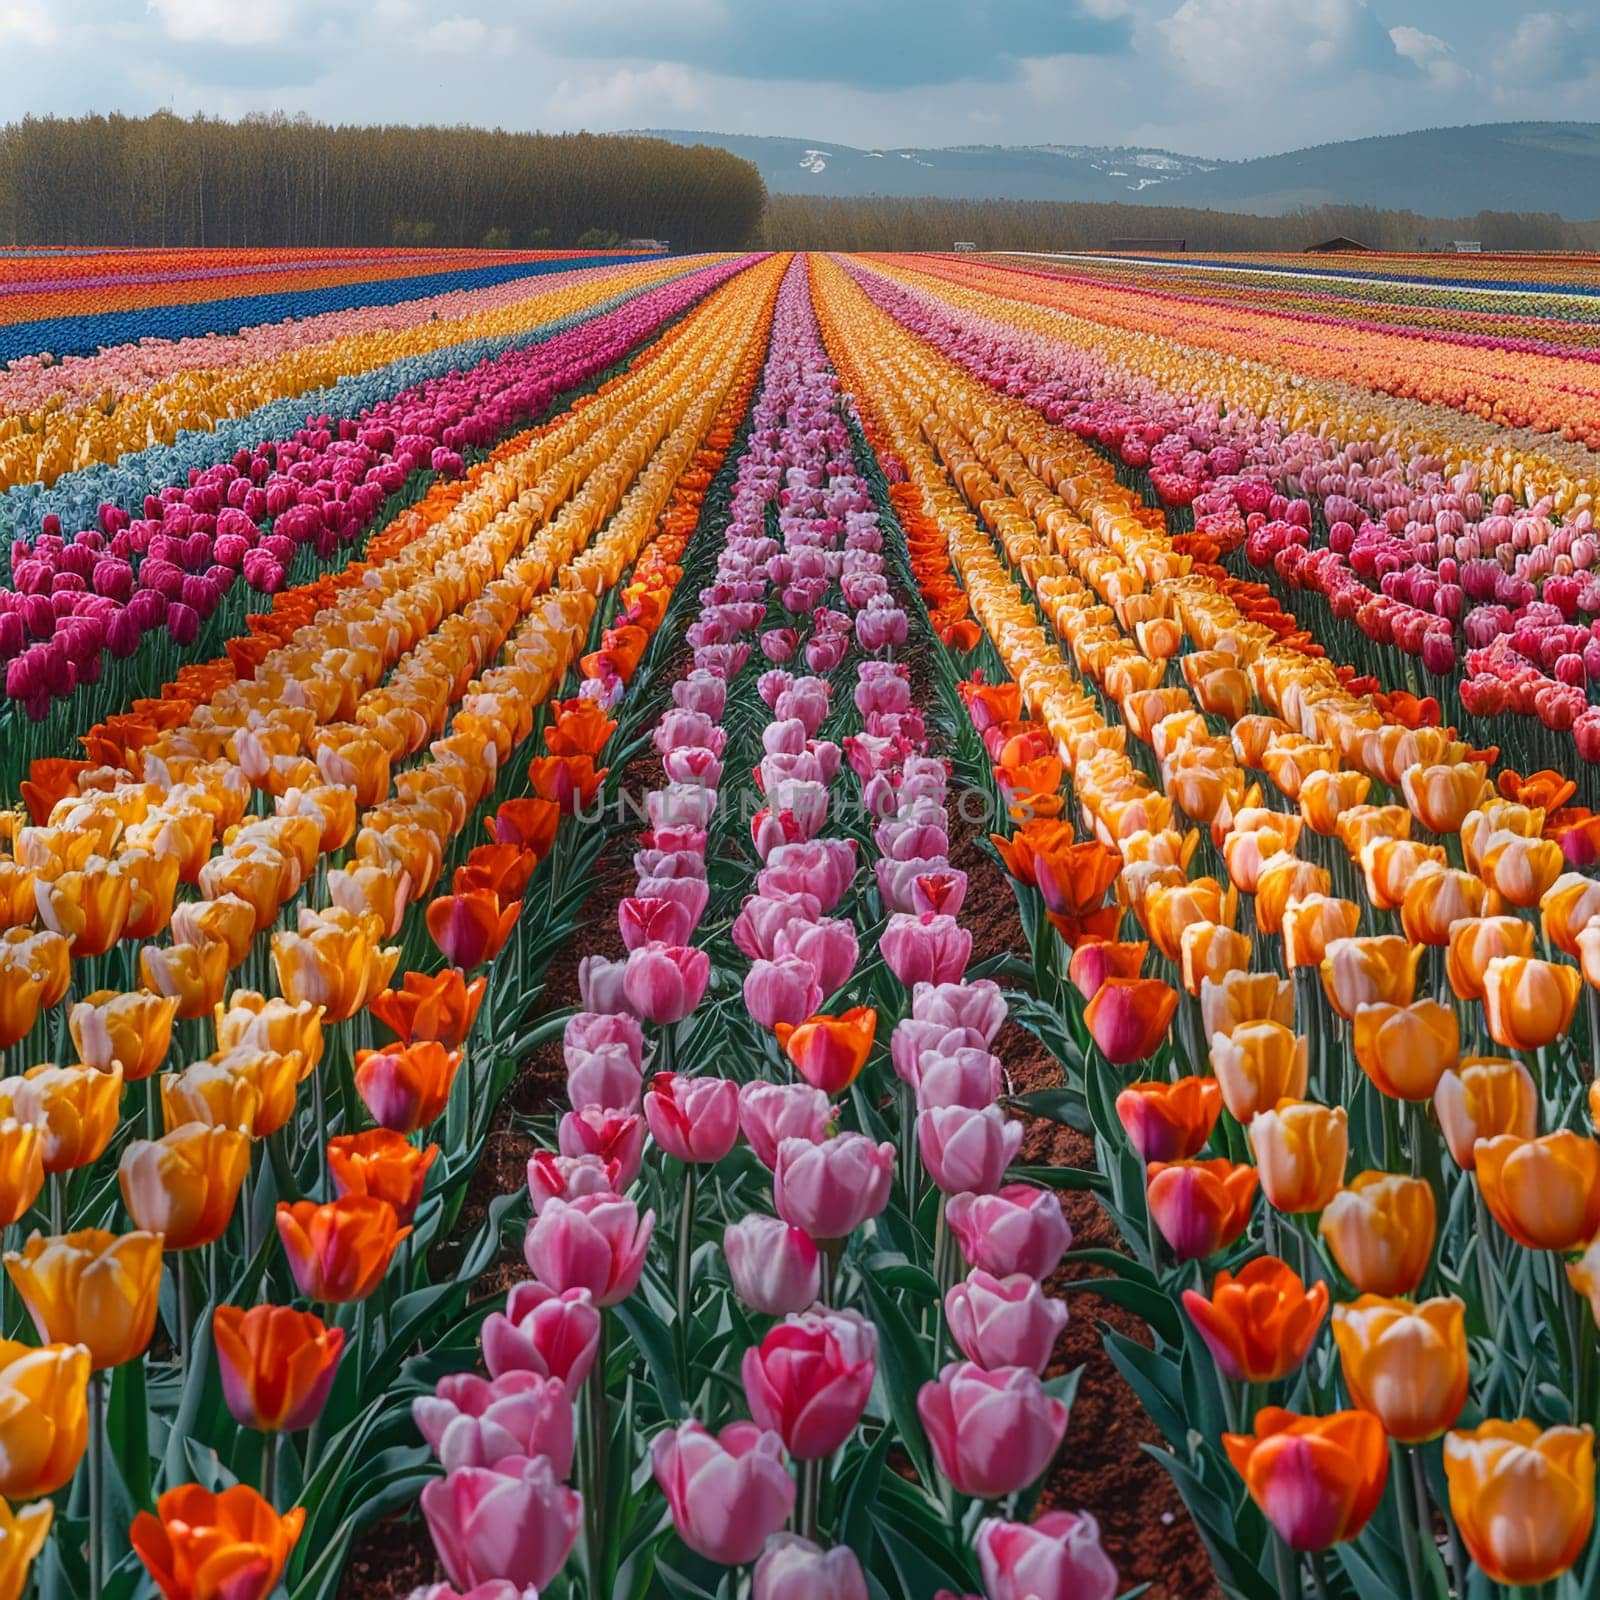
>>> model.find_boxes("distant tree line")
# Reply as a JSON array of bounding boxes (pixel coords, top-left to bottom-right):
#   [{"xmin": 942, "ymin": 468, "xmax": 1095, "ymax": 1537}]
[
  {"xmin": 762, "ymin": 193, "xmax": 1600, "ymax": 253},
  {"xmin": 0, "ymin": 113, "xmax": 768, "ymax": 252}
]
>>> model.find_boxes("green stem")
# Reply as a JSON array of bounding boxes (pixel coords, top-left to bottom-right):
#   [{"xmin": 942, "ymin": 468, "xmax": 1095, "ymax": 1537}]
[
  {"xmin": 1272, "ymin": 1532, "xmax": 1299, "ymax": 1599},
  {"xmin": 1392, "ymin": 1440, "xmax": 1424, "ymax": 1600},
  {"xmin": 584, "ymin": 1313, "xmax": 610, "ymax": 1600},
  {"xmin": 88, "ymin": 1369, "xmax": 106, "ymax": 1600},
  {"xmin": 674, "ymin": 1162, "xmax": 697, "ymax": 1385}
]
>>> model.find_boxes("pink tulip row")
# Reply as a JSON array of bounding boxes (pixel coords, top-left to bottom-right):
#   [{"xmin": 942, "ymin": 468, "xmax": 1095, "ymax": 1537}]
[
  {"xmin": 0, "ymin": 258, "xmax": 647, "ymax": 419},
  {"xmin": 0, "ymin": 257, "xmax": 758, "ymax": 720},
  {"xmin": 839, "ymin": 257, "xmax": 1600, "ymax": 755}
]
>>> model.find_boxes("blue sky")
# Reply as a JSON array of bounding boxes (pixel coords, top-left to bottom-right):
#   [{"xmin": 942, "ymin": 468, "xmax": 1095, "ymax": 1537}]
[{"xmin": 0, "ymin": 0, "xmax": 1593, "ymax": 159}]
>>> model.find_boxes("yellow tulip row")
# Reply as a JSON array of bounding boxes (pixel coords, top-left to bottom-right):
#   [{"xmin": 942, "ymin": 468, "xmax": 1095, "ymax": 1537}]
[{"xmin": 0, "ymin": 254, "xmax": 703, "ymax": 494}]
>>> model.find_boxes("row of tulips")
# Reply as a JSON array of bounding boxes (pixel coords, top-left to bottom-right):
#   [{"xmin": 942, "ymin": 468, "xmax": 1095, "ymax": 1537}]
[
  {"xmin": 815, "ymin": 250, "xmax": 1600, "ymax": 1597},
  {"xmin": 0, "ymin": 254, "xmax": 700, "ymax": 497},
  {"xmin": 0, "ymin": 258, "xmax": 787, "ymax": 1600},
  {"xmin": 0, "ymin": 256, "xmax": 756, "ymax": 777}
]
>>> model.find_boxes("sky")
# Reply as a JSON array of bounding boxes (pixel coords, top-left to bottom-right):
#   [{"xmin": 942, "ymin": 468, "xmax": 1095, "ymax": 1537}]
[{"xmin": 0, "ymin": 0, "xmax": 1594, "ymax": 160}]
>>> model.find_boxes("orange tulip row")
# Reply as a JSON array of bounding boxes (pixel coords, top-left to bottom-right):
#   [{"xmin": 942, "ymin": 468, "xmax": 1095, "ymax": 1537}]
[{"xmin": 813, "ymin": 252, "xmax": 1600, "ymax": 1589}]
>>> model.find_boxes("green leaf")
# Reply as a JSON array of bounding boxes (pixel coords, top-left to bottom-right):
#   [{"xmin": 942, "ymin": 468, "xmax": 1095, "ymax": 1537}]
[{"xmin": 859, "ymin": 1271, "xmax": 937, "ymax": 1493}]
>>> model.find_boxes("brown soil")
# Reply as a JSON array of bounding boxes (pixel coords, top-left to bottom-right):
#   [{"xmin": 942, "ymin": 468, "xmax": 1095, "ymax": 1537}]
[{"xmin": 950, "ymin": 802, "xmax": 1218, "ymax": 1600}]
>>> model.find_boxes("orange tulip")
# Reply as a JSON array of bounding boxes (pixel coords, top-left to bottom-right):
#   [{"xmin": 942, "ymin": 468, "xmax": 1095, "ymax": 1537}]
[
  {"xmin": 1360, "ymin": 838, "xmax": 1446, "ymax": 912},
  {"xmin": 1199, "ymin": 970, "xmax": 1293, "ymax": 1040},
  {"xmin": 0, "ymin": 960, "xmax": 48, "ymax": 1052},
  {"xmin": 367, "ymin": 969, "xmax": 487, "ymax": 1049},
  {"xmin": 326, "ymin": 1129, "xmax": 437, "ymax": 1224},
  {"xmin": 1434, "ymin": 1058, "xmax": 1539, "ymax": 1169},
  {"xmin": 33, "ymin": 861, "xmax": 132, "ymax": 958},
  {"xmin": 132, "ymin": 1483, "xmax": 305, "ymax": 1600},
  {"xmin": 213, "ymin": 1304, "xmax": 345, "ymax": 1433},
  {"xmin": 1499, "ymin": 768, "xmax": 1578, "ymax": 812},
  {"xmin": 1145, "ymin": 1158, "xmax": 1257, "ymax": 1260},
  {"xmin": 1249, "ymin": 1100, "xmax": 1348, "ymax": 1213},
  {"xmin": 1065, "ymin": 939, "xmax": 1148, "ymax": 1001},
  {"xmin": 1182, "ymin": 1257, "xmax": 1328, "ymax": 1383},
  {"xmin": 1032, "ymin": 840, "xmax": 1121, "ymax": 919},
  {"xmin": 1222, "ymin": 824, "xmax": 1297, "ymax": 895},
  {"xmin": 1178, "ymin": 922, "xmax": 1251, "ymax": 996},
  {"xmin": 1280, "ymin": 894, "xmax": 1361, "ymax": 971},
  {"xmin": 0, "ymin": 1338, "xmax": 90, "ymax": 1498},
  {"xmin": 1319, "ymin": 936, "xmax": 1420, "ymax": 1020},
  {"xmin": 214, "ymin": 993, "xmax": 325, "ymax": 1075},
  {"xmin": 4, "ymin": 1228, "xmax": 163, "ymax": 1369},
  {"xmin": 1401, "ymin": 866, "xmax": 1487, "ymax": 947},
  {"xmin": 488, "ymin": 796, "xmax": 562, "ymax": 857},
  {"xmin": 775, "ymin": 1007, "xmax": 877, "ymax": 1094},
  {"xmin": 352, "ymin": 1041, "xmax": 463, "ymax": 1134},
  {"xmin": 170, "ymin": 894, "xmax": 258, "ymax": 970},
  {"xmin": 20, "ymin": 758, "xmax": 86, "ymax": 826},
  {"xmin": 12, "ymin": 1064, "xmax": 123, "ymax": 1174},
  {"xmin": 1209, "ymin": 1022, "xmax": 1308, "ymax": 1124},
  {"xmin": 275, "ymin": 1197, "xmax": 408, "ymax": 1304},
  {"xmin": 989, "ymin": 818, "xmax": 1076, "ymax": 889},
  {"xmin": 1298, "ymin": 769, "xmax": 1373, "ymax": 837},
  {"xmin": 1083, "ymin": 977, "xmax": 1179, "ymax": 1066},
  {"xmin": 1444, "ymin": 1421, "xmax": 1595, "ymax": 1588},
  {"xmin": 161, "ymin": 1050, "xmax": 301, "ymax": 1140},
  {"xmin": 1446, "ymin": 915, "xmax": 1536, "ymax": 1003},
  {"xmin": 1566, "ymin": 1236, "xmax": 1600, "ymax": 1328},
  {"xmin": 1476, "ymin": 1132, "xmax": 1600, "ymax": 1252},
  {"xmin": 119, "ymin": 1124, "xmax": 250, "ymax": 1251},
  {"xmin": 1400, "ymin": 762, "xmax": 1491, "ymax": 834},
  {"xmin": 1351, "ymin": 999, "xmax": 1458, "ymax": 1102},
  {"xmin": 1254, "ymin": 856, "xmax": 1331, "ymax": 936},
  {"xmin": 1143, "ymin": 878, "xmax": 1233, "ymax": 963},
  {"xmin": 1480, "ymin": 831, "xmax": 1565, "ymax": 909},
  {"xmin": 0, "ymin": 1498, "xmax": 50, "ymax": 1599},
  {"xmin": 527, "ymin": 753, "xmax": 606, "ymax": 814},
  {"xmin": 1223, "ymin": 1407, "xmax": 1388, "ymax": 1551},
  {"xmin": 1335, "ymin": 804, "xmax": 1411, "ymax": 861},
  {"xmin": 453, "ymin": 843, "xmax": 539, "ymax": 909},
  {"xmin": 1319, "ymin": 1172, "xmax": 1435, "ymax": 1295},
  {"xmin": 0, "ymin": 1121, "xmax": 44, "ymax": 1228},
  {"xmin": 1261, "ymin": 740, "xmax": 1338, "ymax": 803},
  {"xmin": 1331, "ymin": 1296, "xmax": 1468, "ymax": 1444},
  {"xmin": 1482, "ymin": 956, "xmax": 1582, "ymax": 1051},
  {"xmin": 1542, "ymin": 872, "xmax": 1600, "ymax": 958},
  {"xmin": 326, "ymin": 861, "xmax": 412, "ymax": 939},
  {"xmin": 1113, "ymin": 1077, "xmax": 1222, "ymax": 1163},
  {"xmin": 140, "ymin": 940, "xmax": 231, "ymax": 1021},
  {"xmin": 424, "ymin": 888, "xmax": 520, "ymax": 971},
  {"xmin": 271, "ymin": 908, "xmax": 399, "ymax": 1023},
  {"xmin": 69, "ymin": 989, "xmax": 179, "ymax": 1082}
]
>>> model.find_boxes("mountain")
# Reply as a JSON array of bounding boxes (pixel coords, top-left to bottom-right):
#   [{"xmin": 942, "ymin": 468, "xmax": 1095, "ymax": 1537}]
[{"xmin": 641, "ymin": 124, "xmax": 1600, "ymax": 219}]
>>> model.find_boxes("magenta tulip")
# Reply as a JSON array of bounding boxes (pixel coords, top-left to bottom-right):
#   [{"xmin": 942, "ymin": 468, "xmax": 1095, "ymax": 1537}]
[
  {"xmin": 742, "ymin": 1309, "xmax": 878, "ymax": 1460},
  {"xmin": 618, "ymin": 896, "xmax": 694, "ymax": 952},
  {"xmin": 525, "ymin": 1151, "xmax": 616, "ymax": 1213},
  {"xmin": 523, "ymin": 1194, "xmax": 654, "ymax": 1307},
  {"xmin": 420, "ymin": 1455, "xmax": 582, "ymax": 1591},
  {"xmin": 944, "ymin": 1271, "xmax": 1069, "ymax": 1374},
  {"xmin": 773, "ymin": 1133, "xmax": 894, "ymax": 1242},
  {"xmin": 723, "ymin": 1217, "xmax": 821, "ymax": 1316},
  {"xmin": 917, "ymin": 1362, "xmax": 1070, "ymax": 1498},
  {"xmin": 482, "ymin": 1283, "xmax": 601, "ymax": 1388},
  {"xmin": 644, "ymin": 1073, "xmax": 740, "ymax": 1164},
  {"xmin": 650, "ymin": 1420, "xmax": 796, "ymax": 1566},
  {"xmin": 945, "ymin": 1185, "xmax": 1072, "ymax": 1280},
  {"xmin": 557, "ymin": 1108, "xmax": 645, "ymax": 1190},
  {"xmin": 413, "ymin": 1371, "xmax": 574, "ymax": 1478}
]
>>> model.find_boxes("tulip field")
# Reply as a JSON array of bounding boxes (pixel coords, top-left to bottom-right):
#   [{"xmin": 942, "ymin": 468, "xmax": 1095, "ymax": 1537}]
[{"xmin": 2, "ymin": 240, "xmax": 1600, "ymax": 1600}]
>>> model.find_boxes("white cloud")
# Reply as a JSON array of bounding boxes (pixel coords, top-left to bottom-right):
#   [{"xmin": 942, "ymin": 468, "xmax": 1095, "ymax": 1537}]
[
  {"xmin": 548, "ymin": 62, "xmax": 710, "ymax": 125},
  {"xmin": 146, "ymin": 0, "xmax": 301, "ymax": 46},
  {"xmin": 419, "ymin": 15, "xmax": 490, "ymax": 53},
  {"xmin": 1160, "ymin": 0, "xmax": 1406, "ymax": 93},
  {"xmin": 1389, "ymin": 25, "xmax": 1471, "ymax": 90},
  {"xmin": 0, "ymin": 1, "xmax": 55, "ymax": 45},
  {"xmin": 1494, "ymin": 10, "xmax": 1597, "ymax": 87}
]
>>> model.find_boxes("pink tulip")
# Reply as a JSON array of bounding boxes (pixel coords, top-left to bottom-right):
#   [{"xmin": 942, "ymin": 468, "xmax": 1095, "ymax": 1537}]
[
  {"xmin": 577, "ymin": 955, "xmax": 631, "ymax": 1014},
  {"xmin": 976, "ymin": 1512, "xmax": 1118, "ymax": 1600},
  {"xmin": 650, "ymin": 1421, "xmax": 796, "ymax": 1566},
  {"xmin": 946, "ymin": 1185, "xmax": 1071, "ymax": 1279},
  {"xmin": 622, "ymin": 943, "xmax": 710, "ymax": 1024},
  {"xmin": 525, "ymin": 1151, "xmax": 617, "ymax": 1212},
  {"xmin": 482, "ymin": 1283, "xmax": 601, "ymax": 1388},
  {"xmin": 643, "ymin": 1072, "xmax": 740, "ymax": 1164},
  {"xmin": 773, "ymin": 678, "xmax": 830, "ymax": 733},
  {"xmin": 738, "ymin": 1081, "xmax": 834, "ymax": 1169},
  {"xmin": 944, "ymin": 1271, "xmax": 1069, "ymax": 1374},
  {"xmin": 917, "ymin": 1362, "xmax": 1069, "ymax": 1498},
  {"xmin": 771, "ymin": 917, "xmax": 857, "ymax": 995},
  {"xmin": 744, "ymin": 956, "xmax": 824, "ymax": 1030},
  {"xmin": 742, "ymin": 1309, "xmax": 877, "ymax": 1460},
  {"xmin": 890, "ymin": 1018, "xmax": 987, "ymax": 1085},
  {"xmin": 406, "ymin": 1582, "xmax": 539, "ymax": 1600},
  {"xmin": 565, "ymin": 1044, "xmax": 643, "ymax": 1114},
  {"xmin": 633, "ymin": 875, "xmax": 710, "ymax": 928},
  {"xmin": 524, "ymin": 1194, "xmax": 654, "ymax": 1307},
  {"xmin": 731, "ymin": 892, "xmax": 822, "ymax": 961},
  {"xmin": 912, "ymin": 869, "xmax": 967, "ymax": 919},
  {"xmin": 723, "ymin": 1216, "xmax": 821, "ymax": 1316},
  {"xmin": 912, "ymin": 980, "xmax": 1006, "ymax": 1043},
  {"xmin": 618, "ymin": 896, "xmax": 694, "ymax": 952},
  {"xmin": 413, "ymin": 1371, "xmax": 574, "ymax": 1478},
  {"xmin": 917, "ymin": 1105, "xmax": 1024, "ymax": 1195},
  {"xmin": 557, "ymin": 1108, "xmax": 644, "ymax": 1189},
  {"xmin": 753, "ymin": 1536, "xmax": 868, "ymax": 1600},
  {"xmin": 773, "ymin": 1133, "xmax": 894, "ymax": 1242},
  {"xmin": 420, "ymin": 1454, "xmax": 582, "ymax": 1592},
  {"xmin": 564, "ymin": 1011, "xmax": 643, "ymax": 1070}
]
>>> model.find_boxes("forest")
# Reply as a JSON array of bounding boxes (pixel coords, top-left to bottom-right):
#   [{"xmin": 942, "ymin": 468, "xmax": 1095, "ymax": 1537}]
[{"xmin": 0, "ymin": 113, "xmax": 770, "ymax": 253}]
